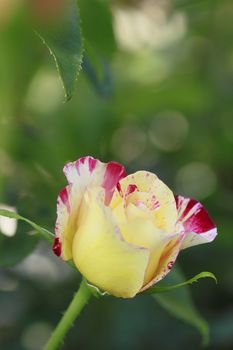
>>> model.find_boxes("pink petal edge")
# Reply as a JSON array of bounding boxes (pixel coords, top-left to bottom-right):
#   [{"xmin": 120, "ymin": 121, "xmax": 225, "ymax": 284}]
[
  {"xmin": 175, "ymin": 195, "xmax": 217, "ymax": 249},
  {"xmin": 102, "ymin": 161, "xmax": 127, "ymax": 204},
  {"xmin": 63, "ymin": 156, "xmax": 126, "ymax": 203},
  {"xmin": 54, "ymin": 157, "xmax": 127, "ymax": 258}
]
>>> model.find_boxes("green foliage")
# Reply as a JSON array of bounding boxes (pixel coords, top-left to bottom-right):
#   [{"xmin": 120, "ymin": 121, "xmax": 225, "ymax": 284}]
[
  {"xmin": 0, "ymin": 0, "xmax": 232, "ymax": 349},
  {"xmin": 145, "ymin": 271, "xmax": 217, "ymax": 294},
  {"xmin": 0, "ymin": 209, "xmax": 54, "ymax": 244},
  {"xmin": 153, "ymin": 267, "xmax": 212, "ymax": 345},
  {"xmin": 78, "ymin": 0, "xmax": 116, "ymax": 58},
  {"xmin": 36, "ymin": 0, "xmax": 83, "ymax": 100},
  {"xmin": 82, "ymin": 50, "xmax": 113, "ymax": 98},
  {"xmin": 0, "ymin": 229, "xmax": 39, "ymax": 267}
]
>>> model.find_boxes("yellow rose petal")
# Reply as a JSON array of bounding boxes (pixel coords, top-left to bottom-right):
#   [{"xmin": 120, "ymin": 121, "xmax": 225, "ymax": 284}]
[
  {"xmin": 56, "ymin": 157, "xmax": 126, "ymax": 260},
  {"xmin": 72, "ymin": 188, "xmax": 149, "ymax": 298},
  {"xmin": 115, "ymin": 204, "xmax": 174, "ymax": 286},
  {"xmin": 140, "ymin": 235, "xmax": 183, "ymax": 292},
  {"xmin": 118, "ymin": 171, "xmax": 178, "ymax": 232}
]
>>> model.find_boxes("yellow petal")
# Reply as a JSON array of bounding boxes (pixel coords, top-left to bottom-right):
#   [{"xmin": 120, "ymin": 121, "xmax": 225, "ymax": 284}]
[
  {"xmin": 118, "ymin": 171, "xmax": 178, "ymax": 233},
  {"xmin": 72, "ymin": 187, "xmax": 149, "ymax": 298},
  {"xmin": 56, "ymin": 157, "xmax": 126, "ymax": 260},
  {"xmin": 140, "ymin": 235, "xmax": 184, "ymax": 292},
  {"xmin": 114, "ymin": 202, "xmax": 176, "ymax": 286}
]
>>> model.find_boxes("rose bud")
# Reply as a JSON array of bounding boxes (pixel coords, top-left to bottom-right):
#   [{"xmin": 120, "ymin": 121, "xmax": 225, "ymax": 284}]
[{"xmin": 53, "ymin": 156, "xmax": 217, "ymax": 298}]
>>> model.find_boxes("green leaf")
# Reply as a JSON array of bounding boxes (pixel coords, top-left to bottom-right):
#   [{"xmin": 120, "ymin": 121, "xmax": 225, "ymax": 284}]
[
  {"xmin": 83, "ymin": 43, "xmax": 113, "ymax": 98},
  {"xmin": 0, "ymin": 210, "xmax": 78, "ymax": 270},
  {"xmin": 150, "ymin": 267, "xmax": 216, "ymax": 345},
  {"xmin": 35, "ymin": 0, "xmax": 83, "ymax": 101},
  {"xmin": 144, "ymin": 271, "xmax": 217, "ymax": 294},
  {"xmin": 0, "ymin": 209, "xmax": 54, "ymax": 244}
]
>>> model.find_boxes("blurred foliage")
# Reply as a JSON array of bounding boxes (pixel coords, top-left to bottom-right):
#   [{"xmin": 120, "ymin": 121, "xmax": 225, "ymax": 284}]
[
  {"xmin": 34, "ymin": 0, "xmax": 83, "ymax": 101},
  {"xmin": 0, "ymin": 0, "xmax": 233, "ymax": 349},
  {"xmin": 153, "ymin": 267, "xmax": 211, "ymax": 346}
]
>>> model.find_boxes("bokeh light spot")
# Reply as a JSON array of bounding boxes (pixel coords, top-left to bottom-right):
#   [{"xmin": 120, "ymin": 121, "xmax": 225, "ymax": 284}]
[
  {"xmin": 175, "ymin": 162, "xmax": 217, "ymax": 200},
  {"xmin": 113, "ymin": 2, "xmax": 187, "ymax": 51},
  {"xmin": 21, "ymin": 322, "xmax": 53, "ymax": 350},
  {"xmin": 0, "ymin": 204, "xmax": 17, "ymax": 237},
  {"xmin": 149, "ymin": 111, "xmax": 189, "ymax": 152},
  {"xmin": 25, "ymin": 70, "xmax": 63, "ymax": 114},
  {"xmin": 111, "ymin": 124, "xmax": 146, "ymax": 163}
]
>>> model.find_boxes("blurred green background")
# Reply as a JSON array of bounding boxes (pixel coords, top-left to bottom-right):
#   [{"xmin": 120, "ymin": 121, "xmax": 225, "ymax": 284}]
[{"xmin": 0, "ymin": 0, "xmax": 233, "ymax": 349}]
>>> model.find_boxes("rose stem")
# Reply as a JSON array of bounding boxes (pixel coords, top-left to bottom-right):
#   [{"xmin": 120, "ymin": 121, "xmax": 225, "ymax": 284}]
[{"xmin": 44, "ymin": 279, "xmax": 92, "ymax": 350}]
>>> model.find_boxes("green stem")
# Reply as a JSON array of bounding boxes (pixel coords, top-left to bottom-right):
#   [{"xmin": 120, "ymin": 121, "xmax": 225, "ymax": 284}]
[{"xmin": 44, "ymin": 279, "xmax": 92, "ymax": 350}]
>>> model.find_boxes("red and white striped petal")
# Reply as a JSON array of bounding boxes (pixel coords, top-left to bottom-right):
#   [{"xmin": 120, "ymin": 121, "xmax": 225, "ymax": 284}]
[
  {"xmin": 54, "ymin": 156, "xmax": 127, "ymax": 260},
  {"xmin": 175, "ymin": 195, "xmax": 217, "ymax": 250},
  {"xmin": 54, "ymin": 186, "xmax": 71, "ymax": 258}
]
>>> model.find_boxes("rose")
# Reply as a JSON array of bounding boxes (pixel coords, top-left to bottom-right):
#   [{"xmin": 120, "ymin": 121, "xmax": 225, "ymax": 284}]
[{"xmin": 53, "ymin": 156, "xmax": 217, "ymax": 298}]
